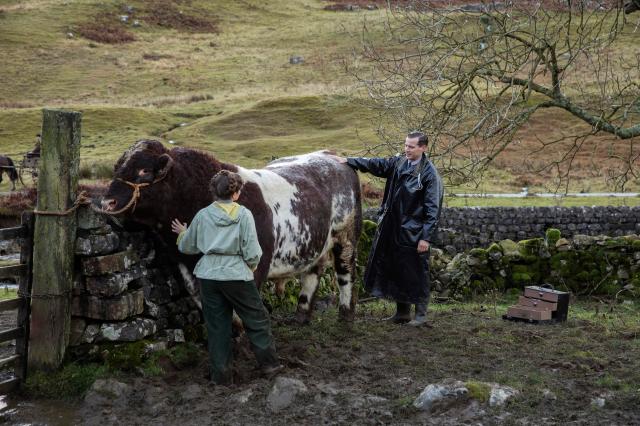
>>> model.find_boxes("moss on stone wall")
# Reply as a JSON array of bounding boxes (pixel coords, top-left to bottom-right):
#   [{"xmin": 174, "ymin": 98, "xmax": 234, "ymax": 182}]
[{"xmin": 356, "ymin": 222, "xmax": 638, "ymax": 299}]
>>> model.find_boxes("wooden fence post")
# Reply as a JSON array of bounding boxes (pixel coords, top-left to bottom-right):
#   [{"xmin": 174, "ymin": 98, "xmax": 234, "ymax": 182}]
[{"xmin": 28, "ymin": 109, "xmax": 81, "ymax": 371}]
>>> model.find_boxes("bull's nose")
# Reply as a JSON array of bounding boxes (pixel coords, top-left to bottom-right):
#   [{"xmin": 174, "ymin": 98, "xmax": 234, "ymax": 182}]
[{"xmin": 101, "ymin": 198, "xmax": 117, "ymax": 211}]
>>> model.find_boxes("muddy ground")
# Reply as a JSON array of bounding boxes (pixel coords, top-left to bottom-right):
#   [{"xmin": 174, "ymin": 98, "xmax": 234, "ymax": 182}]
[{"xmin": 2, "ymin": 298, "xmax": 639, "ymax": 425}]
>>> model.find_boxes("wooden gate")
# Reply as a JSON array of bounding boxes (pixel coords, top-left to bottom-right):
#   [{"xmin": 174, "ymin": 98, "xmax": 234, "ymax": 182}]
[{"xmin": 0, "ymin": 212, "xmax": 34, "ymax": 393}]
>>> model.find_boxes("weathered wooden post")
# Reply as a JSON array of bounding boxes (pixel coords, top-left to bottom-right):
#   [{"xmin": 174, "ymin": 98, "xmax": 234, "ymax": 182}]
[{"xmin": 28, "ymin": 109, "xmax": 81, "ymax": 370}]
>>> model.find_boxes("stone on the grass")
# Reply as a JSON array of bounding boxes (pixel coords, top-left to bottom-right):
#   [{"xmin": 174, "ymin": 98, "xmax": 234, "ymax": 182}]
[
  {"xmin": 267, "ymin": 377, "xmax": 308, "ymax": 412},
  {"xmin": 232, "ymin": 388, "xmax": 254, "ymax": 404},
  {"xmin": 84, "ymin": 379, "xmax": 131, "ymax": 407},
  {"xmin": 181, "ymin": 384, "xmax": 203, "ymax": 401},
  {"xmin": 413, "ymin": 380, "xmax": 468, "ymax": 411},
  {"xmin": 489, "ymin": 384, "xmax": 519, "ymax": 407},
  {"xmin": 414, "ymin": 380, "xmax": 519, "ymax": 411}
]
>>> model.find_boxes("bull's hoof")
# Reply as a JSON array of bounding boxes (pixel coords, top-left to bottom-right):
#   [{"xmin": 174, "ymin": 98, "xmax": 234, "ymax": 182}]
[
  {"xmin": 338, "ymin": 305, "xmax": 355, "ymax": 322},
  {"xmin": 294, "ymin": 310, "xmax": 312, "ymax": 325}
]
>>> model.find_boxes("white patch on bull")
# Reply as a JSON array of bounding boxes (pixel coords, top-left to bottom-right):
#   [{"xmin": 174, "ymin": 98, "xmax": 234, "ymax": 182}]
[
  {"xmin": 178, "ymin": 263, "xmax": 201, "ymax": 310},
  {"xmin": 266, "ymin": 151, "xmax": 330, "ymax": 168},
  {"xmin": 117, "ymin": 140, "xmax": 152, "ymax": 171},
  {"xmin": 337, "ymin": 273, "xmax": 353, "ymax": 308},
  {"xmin": 236, "ymin": 165, "xmax": 318, "ymax": 277},
  {"xmin": 298, "ymin": 273, "xmax": 319, "ymax": 311},
  {"xmin": 330, "ymin": 190, "xmax": 357, "ymax": 229}
]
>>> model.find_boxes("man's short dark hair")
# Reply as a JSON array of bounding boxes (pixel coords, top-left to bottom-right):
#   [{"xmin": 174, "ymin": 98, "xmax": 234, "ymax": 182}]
[{"xmin": 407, "ymin": 131, "xmax": 428, "ymax": 147}]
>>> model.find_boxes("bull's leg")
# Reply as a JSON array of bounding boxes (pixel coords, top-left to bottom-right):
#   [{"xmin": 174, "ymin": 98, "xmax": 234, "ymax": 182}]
[
  {"xmin": 332, "ymin": 241, "xmax": 357, "ymax": 322},
  {"xmin": 295, "ymin": 266, "xmax": 321, "ymax": 325}
]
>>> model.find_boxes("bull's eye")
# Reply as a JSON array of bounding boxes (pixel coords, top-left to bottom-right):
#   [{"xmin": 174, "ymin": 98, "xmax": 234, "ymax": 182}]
[{"xmin": 138, "ymin": 168, "xmax": 150, "ymax": 176}]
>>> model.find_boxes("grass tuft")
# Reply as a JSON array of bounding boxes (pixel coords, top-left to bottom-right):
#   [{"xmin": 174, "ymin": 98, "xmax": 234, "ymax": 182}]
[{"xmin": 24, "ymin": 363, "xmax": 108, "ymax": 399}]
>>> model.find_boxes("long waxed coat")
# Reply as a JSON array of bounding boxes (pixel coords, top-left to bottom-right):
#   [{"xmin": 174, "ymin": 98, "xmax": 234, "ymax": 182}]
[{"xmin": 347, "ymin": 154, "xmax": 443, "ymax": 304}]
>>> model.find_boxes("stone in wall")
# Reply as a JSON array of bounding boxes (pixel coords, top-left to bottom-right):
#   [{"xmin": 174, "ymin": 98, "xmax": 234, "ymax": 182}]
[
  {"xmin": 72, "ymin": 289, "xmax": 144, "ymax": 320},
  {"xmin": 85, "ymin": 264, "xmax": 147, "ymax": 297},
  {"xmin": 144, "ymin": 299, "xmax": 160, "ymax": 318},
  {"xmin": 81, "ymin": 250, "xmax": 140, "ymax": 276},
  {"xmin": 96, "ymin": 318, "xmax": 157, "ymax": 342},
  {"xmin": 80, "ymin": 324, "xmax": 101, "ymax": 344},
  {"xmin": 76, "ymin": 230, "xmax": 120, "ymax": 256},
  {"xmin": 77, "ymin": 206, "xmax": 108, "ymax": 230}
]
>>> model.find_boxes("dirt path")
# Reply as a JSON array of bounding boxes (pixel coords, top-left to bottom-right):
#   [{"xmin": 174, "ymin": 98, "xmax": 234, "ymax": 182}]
[{"xmin": 2, "ymin": 300, "xmax": 639, "ymax": 425}]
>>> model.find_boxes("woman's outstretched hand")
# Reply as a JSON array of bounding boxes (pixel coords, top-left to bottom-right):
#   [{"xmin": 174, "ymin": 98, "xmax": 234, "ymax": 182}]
[{"xmin": 171, "ymin": 218, "xmax": 187, "ymax": 234}]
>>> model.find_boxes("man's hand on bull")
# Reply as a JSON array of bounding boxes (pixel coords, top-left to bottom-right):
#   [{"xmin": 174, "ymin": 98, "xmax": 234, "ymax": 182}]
[
  {"xmin": 171, "ymin": 218, "xmax": 187, "ymax": 234},
  {"xmin": 417, "ymin": 240, "xmax": 430, "ymax": 253}
]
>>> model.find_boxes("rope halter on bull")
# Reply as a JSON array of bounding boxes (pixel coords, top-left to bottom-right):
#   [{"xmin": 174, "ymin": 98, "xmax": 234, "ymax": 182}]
[{"xmin": 33, "ymin": 156, "xmax": 173, "ymax": 217}]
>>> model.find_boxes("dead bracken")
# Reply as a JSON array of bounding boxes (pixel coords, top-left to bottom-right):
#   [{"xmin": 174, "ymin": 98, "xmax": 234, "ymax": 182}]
[
  {"xmin": 141, "ymin": 0, "xmax": 219, "ymax": 33},
  {"xmin": 77, "ymin": 12, "xmax": 136, "ymax": 44}
]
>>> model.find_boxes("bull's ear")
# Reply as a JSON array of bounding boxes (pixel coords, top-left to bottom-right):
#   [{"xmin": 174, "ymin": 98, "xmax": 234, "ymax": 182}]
[{"xmin": 155, "ymin": 154, "xmax": 174, "ymax": 180}]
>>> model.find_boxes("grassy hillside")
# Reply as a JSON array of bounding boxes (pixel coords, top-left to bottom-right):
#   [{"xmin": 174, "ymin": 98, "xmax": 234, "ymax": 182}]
[
  {"xmin": 0, "ymin": 0, "xmax": 638, "ymax": 197},
  {"xmin": 0, "ymin": 0, "xmax": 380, "ymax": 183}
]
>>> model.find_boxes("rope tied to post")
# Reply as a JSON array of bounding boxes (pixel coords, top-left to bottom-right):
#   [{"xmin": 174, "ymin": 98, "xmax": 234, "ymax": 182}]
[{"xmin": 32, "ymin": 174, "xmax": 168, "ymax": 217}]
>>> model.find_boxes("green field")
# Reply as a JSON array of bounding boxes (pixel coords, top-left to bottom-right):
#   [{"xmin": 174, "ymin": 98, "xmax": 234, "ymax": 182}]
[{"xmin": 1, "ymin": 0, "xmax": 638, "ymax": 199}]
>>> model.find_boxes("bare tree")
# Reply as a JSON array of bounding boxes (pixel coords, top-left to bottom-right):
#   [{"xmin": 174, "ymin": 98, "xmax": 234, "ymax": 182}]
[{"xmin": 352, "ymin": 1, "xmax": 640, "ymax": 190}]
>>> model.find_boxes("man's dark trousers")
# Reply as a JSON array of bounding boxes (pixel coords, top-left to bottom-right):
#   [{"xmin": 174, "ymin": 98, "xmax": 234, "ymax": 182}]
[{"xmin": 199, "ymin": 279, "xmax": 278, "ymax": 384}]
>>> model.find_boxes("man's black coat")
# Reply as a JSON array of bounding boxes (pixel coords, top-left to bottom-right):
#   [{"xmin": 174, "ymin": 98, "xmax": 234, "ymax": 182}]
[{"xmin": 347, "ymin": 154, "xmax": 443, "ymax": 304}]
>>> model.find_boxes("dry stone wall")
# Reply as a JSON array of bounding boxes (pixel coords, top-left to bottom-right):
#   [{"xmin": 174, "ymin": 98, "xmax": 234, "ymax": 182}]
[
  {"xmin": 365, "ymin": 206, "xmax": 640, "ymax": 251},
  {"xmin": 69, "ymin": 207, "xmax": 201, "ymax": 346},
  {"xmin": 427, "ymin": 230, "xmax": 640, "ymax": 300},
  {"xmin": 438, "ymin": 206, "xmax": 640, "ymax": 250}
]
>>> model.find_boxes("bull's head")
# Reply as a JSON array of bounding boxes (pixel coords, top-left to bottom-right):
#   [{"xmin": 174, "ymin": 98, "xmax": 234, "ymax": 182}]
[{"xmin": 102, "ymin": 140, "xmax": 173, "ymax": 216}]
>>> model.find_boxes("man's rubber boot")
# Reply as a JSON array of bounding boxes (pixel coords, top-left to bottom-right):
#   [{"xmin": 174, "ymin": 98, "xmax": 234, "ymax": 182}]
[
  {"xmin": 384, "ymin": 302, "xmax": 411, "ymax": 324},
  {"xmin": 407, "ymin": 303, "xmax": 427, "ymax": 327}
]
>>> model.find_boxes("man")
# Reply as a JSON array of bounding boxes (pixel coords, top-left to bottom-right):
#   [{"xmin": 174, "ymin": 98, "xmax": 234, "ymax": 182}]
[{"xmin": 332, "ymin": 132, "xmax": 443, "ymax": 326}]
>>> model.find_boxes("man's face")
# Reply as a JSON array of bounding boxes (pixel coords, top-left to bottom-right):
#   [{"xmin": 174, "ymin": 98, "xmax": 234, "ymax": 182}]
[{"xmin": 404, "ymin": 136, "xmax": 426, "ymax": 161}]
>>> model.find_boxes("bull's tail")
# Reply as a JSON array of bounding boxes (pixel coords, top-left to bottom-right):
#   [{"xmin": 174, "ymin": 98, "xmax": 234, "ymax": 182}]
[{"xmin": 178, "ymin": 263, "xmax": 202, "ymax": 310}]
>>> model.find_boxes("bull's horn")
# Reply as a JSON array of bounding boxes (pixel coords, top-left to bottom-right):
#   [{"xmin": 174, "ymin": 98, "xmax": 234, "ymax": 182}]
[{"xmin": 156, "ymin": 153, "xmax": 174, "ymax": 180}]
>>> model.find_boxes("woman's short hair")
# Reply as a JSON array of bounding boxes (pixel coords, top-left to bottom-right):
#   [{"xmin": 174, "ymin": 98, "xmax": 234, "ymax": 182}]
[{"xmin": 210, "ymin": 170, "xmax": 244, "ymax": 200}]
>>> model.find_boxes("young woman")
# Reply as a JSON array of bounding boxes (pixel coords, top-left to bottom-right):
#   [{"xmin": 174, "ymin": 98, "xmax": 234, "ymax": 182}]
[{"xmin": 171, "ymin": 170, "xmax": 282, "ymax": 384}]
